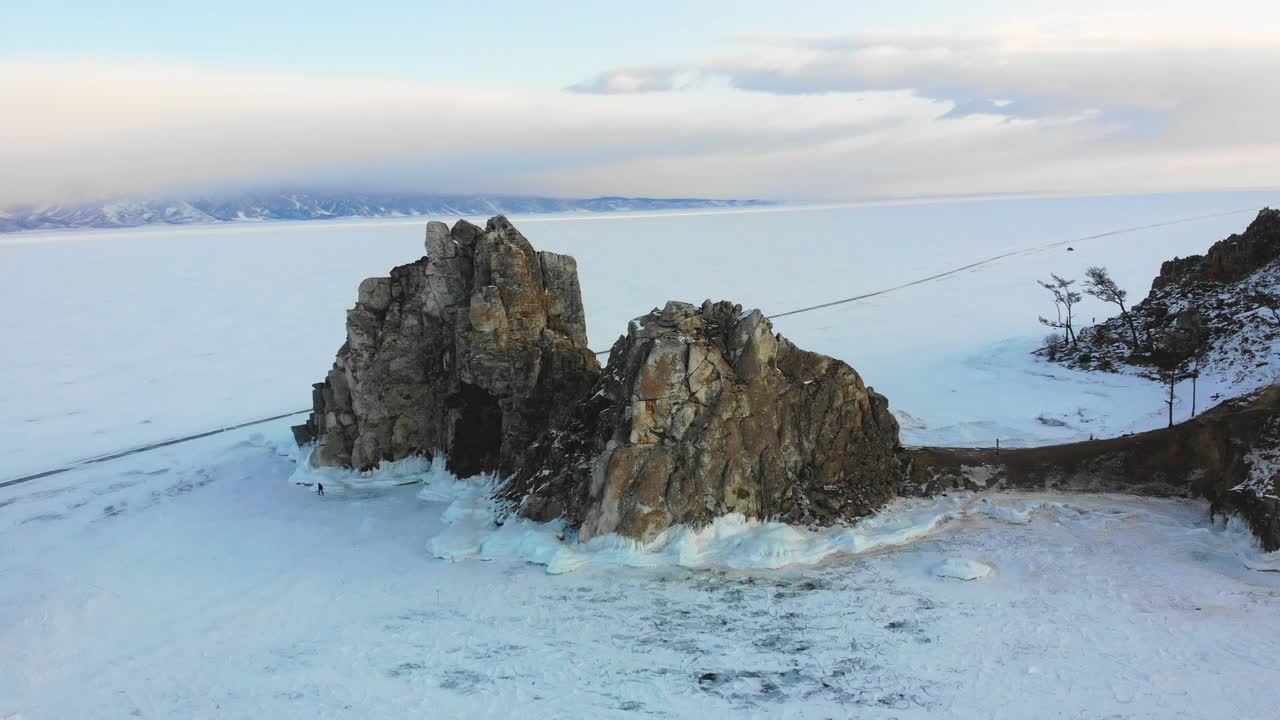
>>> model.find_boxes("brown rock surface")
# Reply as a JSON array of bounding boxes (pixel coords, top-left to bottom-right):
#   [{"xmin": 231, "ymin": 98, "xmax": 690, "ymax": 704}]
[
  {"xmin": 1152, "ymin": 207, "xmax": 1280, "ymax": 290},
  {"xmin": 502, "ymin": 300, "xmax": 904, "ymax": 542},
  {"xmin": 294, "ymin": 216, "xmax": 600, "ymax": 475}
]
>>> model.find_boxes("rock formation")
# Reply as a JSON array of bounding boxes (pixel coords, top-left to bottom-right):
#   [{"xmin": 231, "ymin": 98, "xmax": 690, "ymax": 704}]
[
  {"xmin": 293, "ymin": 216, "xmax": 600, "ymax": 475},
  {"xmin": 295, "ymin": 220, "xmax": 905, "ymax": 542},
  {"xmin": 290, "ymin": 214, "xmax": 1280, "ymax": 553},
  {"xmin": 292, "ymin": 215, "xmax": 1280, "ymax": 553},
  {"xmin": 502, "ymin": 300, "xmax": 904, "ymax": 542},
  {"xmin": 1152, "ymin": 207, "xmax": 1280, "ymax": 290}
]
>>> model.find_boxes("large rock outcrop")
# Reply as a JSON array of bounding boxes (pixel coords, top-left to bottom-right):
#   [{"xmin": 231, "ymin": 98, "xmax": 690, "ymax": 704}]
[
  {"xmin": 1152, "ymin": 208, "xmax": 1280, "ymax": 290},
  {"xmin": 293, "ymin": 216, "xmax": 600, "ymax": 475},
  {"xmin": 502, "ymin": 300, "xmax": 904, "ymax": 542}
]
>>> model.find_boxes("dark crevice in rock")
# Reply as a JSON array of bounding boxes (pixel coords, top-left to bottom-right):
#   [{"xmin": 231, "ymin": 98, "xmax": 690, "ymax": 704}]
[{"xmin": 446, "ymin": 383, "xmax": 503, "ymax": 478}]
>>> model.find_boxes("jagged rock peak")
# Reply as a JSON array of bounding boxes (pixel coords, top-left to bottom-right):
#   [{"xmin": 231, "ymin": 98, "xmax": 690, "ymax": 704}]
[
  {"xmin": 294, "ymin": 216, "xmax": 600, "ymax": 476},
  {"xmin": 503, "ymin": 299, "xmax": 904, "ymax": 542},
  {"xmin": 1152, "ymin": 207, "xmax": 1280, "ymax": 293}
]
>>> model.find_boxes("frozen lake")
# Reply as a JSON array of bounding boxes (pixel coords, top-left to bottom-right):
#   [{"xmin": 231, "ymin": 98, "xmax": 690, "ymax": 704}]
[
  {"xmin": 3, "ymin": 191, "xmax": 1280, "ymax": 719},
  {"xmin": 2, "ymin": 421, "xmax": 1278, "ymax": 719}
]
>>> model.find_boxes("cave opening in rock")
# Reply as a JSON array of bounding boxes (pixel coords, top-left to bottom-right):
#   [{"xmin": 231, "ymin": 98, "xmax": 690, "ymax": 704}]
[{"xmin": 447, "ymin": 383, "xmax": 504, "ymax": 478}]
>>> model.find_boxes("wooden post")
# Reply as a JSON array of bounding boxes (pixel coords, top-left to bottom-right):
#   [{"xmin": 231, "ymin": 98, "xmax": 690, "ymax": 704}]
[{"xmin": 1191, "ymin": 359, "xmax": 1199, "ymax": 418}]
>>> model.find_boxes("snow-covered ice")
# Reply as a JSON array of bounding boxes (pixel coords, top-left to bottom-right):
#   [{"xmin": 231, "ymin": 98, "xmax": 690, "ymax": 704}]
[
  {"xmin": 3, "ymin": 422, "xmax": 1280, "ymax": 718},
  {"xmin": 933, "ymin": 558, "xmax": 994, "ymax": 580},
  {"xmin": 4, "ymin": 191, "xmax": 1280, "ymax": 718}
]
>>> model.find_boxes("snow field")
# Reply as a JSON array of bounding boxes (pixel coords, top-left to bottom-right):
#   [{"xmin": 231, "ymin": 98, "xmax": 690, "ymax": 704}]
[{"xmin": 3, "ymin": 420, "xmax": 1279, "ymax": 718}]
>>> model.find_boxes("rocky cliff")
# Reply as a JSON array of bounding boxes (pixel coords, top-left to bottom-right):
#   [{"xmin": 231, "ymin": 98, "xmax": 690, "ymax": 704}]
[
  {"xmin": 501, "ymin": 300, "xmax": 904, "ymax": 542},
  {"xmin": 293, "ymin": 216, "xmax": 600, "ymax": 475},
  {"xmin": 1152, "ymin": 208, "xmax": 1280, "ymax": 290}
]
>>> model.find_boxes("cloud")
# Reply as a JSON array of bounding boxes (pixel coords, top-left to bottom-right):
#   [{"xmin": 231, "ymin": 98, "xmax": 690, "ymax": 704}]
[
  {"xmin": 0, "ymin": 60, "xmax": 952, "ymax": 205},
  {"xmin": 572, "ymin": 21, "xmax": 1280, "ymax": 136},
  {"xmin": 2, "ymin": 20, "xmax": 1279, "ymax": 207}
]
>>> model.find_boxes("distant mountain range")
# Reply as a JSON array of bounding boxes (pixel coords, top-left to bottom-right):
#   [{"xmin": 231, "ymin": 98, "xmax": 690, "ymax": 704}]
[{"xmin": 0, "ymin": 192, "xmax": 772, "ymax": 233}]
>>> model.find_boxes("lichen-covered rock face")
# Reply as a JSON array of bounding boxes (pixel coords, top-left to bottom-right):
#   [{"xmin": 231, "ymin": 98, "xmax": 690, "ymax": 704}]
[
  {"xmin": 504, "ymin": 300, "xmax": 903, "ymax": 542},
  {"xmin": 294, "ymin": 216, "xmax": 600, "ymax": 476}
]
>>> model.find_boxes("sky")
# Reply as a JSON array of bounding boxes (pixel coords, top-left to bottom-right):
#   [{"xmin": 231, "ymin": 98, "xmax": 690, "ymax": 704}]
[{"xmin": 2, "ymin": 0, "xmax": 1279, "ymax": 205}]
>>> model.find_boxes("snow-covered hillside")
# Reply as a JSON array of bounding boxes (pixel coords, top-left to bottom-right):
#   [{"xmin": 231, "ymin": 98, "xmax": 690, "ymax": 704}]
[
  {"xmin": 3, "ymin": 191, "xmax": 1280, "ymax": 719},
  {"xmin": 1050, "ymin": 208, "xmax": 1280, "ymax": 402},
  {"xmin": 0, "ymin": 192, "xmax": 770, "ymax": 233}
]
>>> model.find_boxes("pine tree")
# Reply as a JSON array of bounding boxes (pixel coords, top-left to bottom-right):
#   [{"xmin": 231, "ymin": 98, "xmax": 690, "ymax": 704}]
[
  {"xmin": 1038, "ymin": 274, "xmax": 1081, "ymax": 345},
  {"xmin": 1083, "ymin": 266, "xmax": 1140, "ymax": 350}
]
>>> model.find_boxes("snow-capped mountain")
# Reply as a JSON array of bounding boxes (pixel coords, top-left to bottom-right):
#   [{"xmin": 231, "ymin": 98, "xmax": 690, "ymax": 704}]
[{"xmin": 0, "ymin": 192, "xmax": 772, "ymax": 233}]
